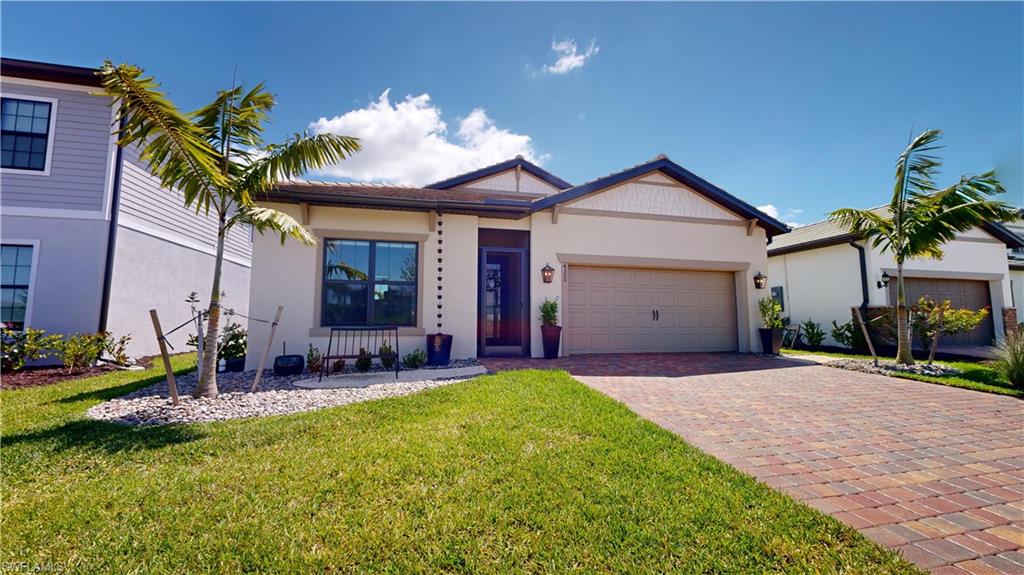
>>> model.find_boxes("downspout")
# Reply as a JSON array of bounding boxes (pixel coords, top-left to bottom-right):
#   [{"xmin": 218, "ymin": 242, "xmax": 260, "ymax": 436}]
[
  {"xmin": 97, "ymin": 115, "xmax": 125, "ymax": 333},
  {"xmin": 849, "ymin": 240, "xmax": 869, "ymax": 310}
]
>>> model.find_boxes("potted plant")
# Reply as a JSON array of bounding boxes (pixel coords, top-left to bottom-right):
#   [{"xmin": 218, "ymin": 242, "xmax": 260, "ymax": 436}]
[
  {"xmin": 218, "ymin": 322, "xmax": 247, "ymax": 372},
  {"xmin": 758, "ymin": 297, "xmax": 784, "ymax": 355},
  {"xmin": 540, "ymin": 298, "xmax": 561, "ymax": 359},
  {"xmin": 379, "ymin": 341, "xmax": 396, "ymax": 370}
]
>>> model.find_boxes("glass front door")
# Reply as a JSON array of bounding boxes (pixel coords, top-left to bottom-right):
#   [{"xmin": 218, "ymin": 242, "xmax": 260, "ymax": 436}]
[{"xmin": 479, "ymin": 248, "xmax": 528, "ymax": 356}]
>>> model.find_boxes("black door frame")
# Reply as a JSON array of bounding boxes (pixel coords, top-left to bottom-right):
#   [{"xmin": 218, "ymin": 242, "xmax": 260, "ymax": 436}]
[{"xmin": 477, "ymin": 247, "xmax": 530, "ymax": 357}]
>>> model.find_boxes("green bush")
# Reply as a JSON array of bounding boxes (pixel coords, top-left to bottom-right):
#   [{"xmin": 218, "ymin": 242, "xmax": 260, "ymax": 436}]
[
  {"xmin": 379, "ymin": 341, "xmax": 396, "ymax": 370},
  {"xmin": 58, "ymin": 333, "xmax": 107, "ymax": 373},
  {"xmin": 758, "ymin": 297, "xmax": 783, "ymax": 329},
  {"xmin": 306, "ymin": 344, "xmax": 322, "ymax": 374},
  {"xmin": 799, "ymin": 320, "xmax": 825, "ymax": 347},
  {"xmin": 355, "ymin": 347, "xmax": 373, "ymax": 372},
  {"xmin": 540, "ymin": 299, "xmax": 559, "ymax": 327},
  {"xmin": 402, "ymin": 349, "xmax": 427, "ymax": 369},
  {"xmin": 1, "ymin": 328, "xmax": 61, "ymax": 372},
  {"xmin": 103, "ymin": 332, "xmax": 133, "ymax": 366},
  {"xmin": 217, "ymin": 323, "xmax": 247, "ymax": 360},
  {"xmin": 995, "ymin": 333, "xmax": 1024, "ymax": 389}
]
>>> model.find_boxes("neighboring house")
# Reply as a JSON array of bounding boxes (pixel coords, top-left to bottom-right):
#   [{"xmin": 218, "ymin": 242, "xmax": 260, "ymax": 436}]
[
  {"xmin": 765, "ymin": 211, "xmax": 1024, "ymax": 348},
  {"xmin": 1, "ymin": 58, "xmax": 252, "ymax": 358},
  {"xmin": 1007, "ymin": 215, "xmax": 1024, "ymax": 314},
  {"xmin": 246, "ymin": 155, "xmax": 790, "ymax": 364}
]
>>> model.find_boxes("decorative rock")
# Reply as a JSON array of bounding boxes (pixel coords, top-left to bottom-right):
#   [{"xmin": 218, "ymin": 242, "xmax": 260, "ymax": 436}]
[
  {"xmin": 85, "ymin": 363, "xmax": 481, "ymax": 427},
  {"xmin": 826, "ymin": 358, "xmax": 962, "ymax": 378}
]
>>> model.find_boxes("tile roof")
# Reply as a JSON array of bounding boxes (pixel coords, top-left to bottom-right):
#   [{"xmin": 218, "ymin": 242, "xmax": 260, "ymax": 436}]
[{"xmin": 426, "ymin": 156, "xmax": 573, "ymax": 191}]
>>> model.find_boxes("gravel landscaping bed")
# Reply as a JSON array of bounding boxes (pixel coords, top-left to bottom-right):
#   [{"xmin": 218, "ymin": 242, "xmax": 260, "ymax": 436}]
[
  {"xmin": 87, "ymin": 361, "xmax": 481, "ymax": 426},
  {"xmin": 825, "ymin": 358, "xmax": 962, "ymax": 377}
]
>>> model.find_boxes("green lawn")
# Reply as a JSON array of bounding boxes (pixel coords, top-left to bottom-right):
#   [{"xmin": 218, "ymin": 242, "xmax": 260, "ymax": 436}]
[
  {"xmin": 2, "ymin": 358, "xmax": 920, "ymax": 574},
  {"xmin": 783, "ymin": 348, "xmax": 1022, "ymax": 398}
]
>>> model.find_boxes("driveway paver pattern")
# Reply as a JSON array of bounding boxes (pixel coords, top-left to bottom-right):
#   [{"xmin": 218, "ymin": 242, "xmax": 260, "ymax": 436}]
[{"xmin": 482, "ymin": 353, "xmax": 1024, "ymax": 574}]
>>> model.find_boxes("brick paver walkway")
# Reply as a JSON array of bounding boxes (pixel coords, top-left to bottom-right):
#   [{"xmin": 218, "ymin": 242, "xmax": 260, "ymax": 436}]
[{"xmin": 481, "ymin": 353, "xmax": 1024, "ymax": 574}]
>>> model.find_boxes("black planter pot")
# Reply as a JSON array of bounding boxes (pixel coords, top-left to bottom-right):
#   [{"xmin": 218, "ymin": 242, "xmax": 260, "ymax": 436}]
[
  {"xmin": 273, "ymin": 354, "xmax": 304, "ymax": 377},
  {"xmin": 426, "ymin": 333, "xmax": 453, "ymax": 366},
  {"xmin": 541, "ymin": 325, "xmax": 562, "ymax": 359},
  {"xmin": 224, "ymin": 356, "xmax": 246, "ymax": 372},
  {"xmin": 759, "ymin": 328, "xmax": 784, "ymax": 355}
]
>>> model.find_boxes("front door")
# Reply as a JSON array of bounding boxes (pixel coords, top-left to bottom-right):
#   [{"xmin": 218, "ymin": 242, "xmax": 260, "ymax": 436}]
[{"xmin": 479, "ymin": 248, "xmax": 529, "ymax": 356}]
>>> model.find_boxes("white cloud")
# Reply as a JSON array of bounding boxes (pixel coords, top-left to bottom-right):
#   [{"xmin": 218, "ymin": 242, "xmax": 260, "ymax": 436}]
[
  {"xmin": 309, "ymin": 90, "xmax": 543, "ymax": 186},
  {"xmin": 542, "ymin": 38, "xmax": 599, "ymax": 75},
  {"xmin": 757, "ymin": 204, "xmax": 804, "ymax": 228}
]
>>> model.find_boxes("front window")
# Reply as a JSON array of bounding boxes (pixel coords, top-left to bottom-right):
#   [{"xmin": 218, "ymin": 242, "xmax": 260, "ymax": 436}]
[
  {"xmin": 1, "ymin": 244, "xmax": 34, "ymax": 330},
  {"xmin": 322, "ymin": 239, "xmax": 417, "ymax": 326},
  {"xmin": 1, "ymin": 98, "xmax": 52, "ymax": 171}
]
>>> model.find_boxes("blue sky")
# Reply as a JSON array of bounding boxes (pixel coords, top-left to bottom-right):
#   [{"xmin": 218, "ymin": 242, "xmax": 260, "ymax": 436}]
[{"xmin": 3, "ymin": 2, "xmax": 1022, "ymax": 225}]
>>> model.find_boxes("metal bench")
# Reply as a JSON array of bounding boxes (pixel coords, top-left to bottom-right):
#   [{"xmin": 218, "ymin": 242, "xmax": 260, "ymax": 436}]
[{"xmin": 319, "ymin": 326, "xmax": 400, "ymax": 381}]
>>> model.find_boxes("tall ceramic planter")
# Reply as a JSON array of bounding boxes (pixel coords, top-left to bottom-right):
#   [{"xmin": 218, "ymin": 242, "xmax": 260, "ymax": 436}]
[
  {"xmin": 426, "ymin": 333, "xmax": 452, "ymax": 366},
  {"xmin": 541, "ymin": 325, "xmax": 562, "ymax": 359},
  {"xmin": 759, "ymin": 328, "xmax": 783, "ymax": 355}
]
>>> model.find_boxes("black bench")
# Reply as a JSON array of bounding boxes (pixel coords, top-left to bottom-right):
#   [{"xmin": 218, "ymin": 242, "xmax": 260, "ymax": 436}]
[{"xmin": 319, "ymin": 326, "xmax": 400, "ymax": 381}]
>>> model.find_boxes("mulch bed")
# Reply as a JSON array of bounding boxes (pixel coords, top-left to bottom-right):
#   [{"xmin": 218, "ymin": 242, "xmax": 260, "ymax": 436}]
[{"xmin": 1, "ymin": 365, "xmax": 116, "ymax": 390}]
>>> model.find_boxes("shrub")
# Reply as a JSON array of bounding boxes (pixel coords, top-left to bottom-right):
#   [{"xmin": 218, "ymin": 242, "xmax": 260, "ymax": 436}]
[
  {"xmin": 58, "ymin": 332, "xmax": 107, "ymax": 373},
  {"xmin": 355, "ymin": 347, "xmax": 373, "ymax": 372},
  {"xmin": 103, "ymin": 332, "xmax": 133, "ymax": 366},
  {"xmin": 830, "ymin": 320, "xmax": 857, "ymax": 349},
  {"xmin": 306, "ymin": 344, "xmax": 322, "ymax": 374},
  {"xmin": 911, "ymin": 297, "xmax": 989, "ymax": 362},
  {"xmin": 758, "ymin": 297, "xmax": 783, "ymax": 329},
  {"xmin": 1, "ymin": 328, "xmax": 61, "ymax": 372},
  {"xmin": 995, "ymin": 333, "xmax": 1024, "ymax": 389},
  {"xmin": 379, "ymin": 341, "xmax": 396, "ymax": 370},
  {"xmin": 217, "ymin": 323, "xmax": 247, "ymax": 360},
  {"xmin": 799, "ymin": 320, "xmax": 825, "ymax": 347},
  {"xmin": 402, "ymin": 349, "xmax": 427, "ymax": 369},
  {"xmin": 540, "ymin": 299, "xmax": 559, "ymax": 327},
  {"xmin": 330, "ymin": 358, "xmax": 346, "ymax": 373}
]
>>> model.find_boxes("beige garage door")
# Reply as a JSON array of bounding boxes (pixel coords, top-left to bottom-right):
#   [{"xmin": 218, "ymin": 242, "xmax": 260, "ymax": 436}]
[
  {"xmin": 889, "ymin": 278, "xmax": 994, "ymax": 346},
  {"xmin": 566, "ymin": 266, "xmax": 737, "ymax": 354}
]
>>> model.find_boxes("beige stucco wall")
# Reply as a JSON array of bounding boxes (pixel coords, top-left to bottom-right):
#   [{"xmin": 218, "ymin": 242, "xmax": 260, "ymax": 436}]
[
  {"xmin": 529, "ymin": 211, "xmax": 767, "ymax": 355},
  {"xmin": 1010, "ymin": 268, "xmax": 1023, "ymax": 311},
  {"xmin": 765, "ymin": 242, "xmax": 864, "ymax": 345},
  {"xmin": 246, "ymin": 203, "xmax": 479, "ymax": 369},
  {"xmin": 767, "ymin": 228, "xmax": 1015, "ymax": 344}
]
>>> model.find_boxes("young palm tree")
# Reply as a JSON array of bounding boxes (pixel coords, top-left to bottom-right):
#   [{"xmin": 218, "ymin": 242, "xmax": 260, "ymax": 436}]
[
  {"xmin": 100, "ymin": 62, "xmax": 360, "ymax": 398},
  {"xmin": 830, "ymin": 129, "xmax": 1016, "ymax": 365}
]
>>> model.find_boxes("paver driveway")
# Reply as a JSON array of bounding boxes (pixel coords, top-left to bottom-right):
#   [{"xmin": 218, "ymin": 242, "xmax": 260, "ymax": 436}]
[{"xmin": 481, "ymin": 353, "xmax": 1024, "ymax": 574}]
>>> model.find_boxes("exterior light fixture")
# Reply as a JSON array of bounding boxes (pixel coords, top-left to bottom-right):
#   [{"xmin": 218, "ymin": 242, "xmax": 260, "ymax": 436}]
[
  {"xmin": 877, "ymin": 271, "xmax": 891, "ymax": 289},
  {"xmin": 753, "ymin": 271, "xmax": 767, "ymax": 290},
  {"xmin": 541, "ymin": 263, "xmax": 555, "ymax": 284}
]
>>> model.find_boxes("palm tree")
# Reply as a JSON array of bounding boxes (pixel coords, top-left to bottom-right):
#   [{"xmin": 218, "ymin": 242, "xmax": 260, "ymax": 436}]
[
  {"xmin": 100, "ymin": 62, "xmax": 360, "ymax": 398},
  {"xmin": 830, "ymin": 129, "xmax": 1016, "ymax": 365}
]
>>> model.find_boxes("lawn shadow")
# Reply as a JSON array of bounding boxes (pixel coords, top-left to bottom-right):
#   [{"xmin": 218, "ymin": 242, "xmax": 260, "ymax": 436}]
[
  {"xmin": 55, "ymin": 368, "xmax": 195, "ymax": 405},
  {"xmin": 2, "ymin": 418, "xmax": 204, "ymax": 454}
]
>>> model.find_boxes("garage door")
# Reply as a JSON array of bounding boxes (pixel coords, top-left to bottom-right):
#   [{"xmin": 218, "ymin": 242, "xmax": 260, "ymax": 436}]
[
  {"xmin": 566, "ymin": 266, "xmax": 737, "ymax": 353},
  {"xmin": 889, "ymin": 278, "xmax": 994, "ymax": 346}
]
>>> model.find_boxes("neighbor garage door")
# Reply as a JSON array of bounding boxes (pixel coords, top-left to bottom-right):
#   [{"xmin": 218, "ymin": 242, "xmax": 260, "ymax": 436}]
[
  {"xmin": 566, "ymin": 266, "xmax": 737, "ymax": 354},
  {"xmin": 890, "ymin": 278, "xmax": 994, "ymax": 346}
]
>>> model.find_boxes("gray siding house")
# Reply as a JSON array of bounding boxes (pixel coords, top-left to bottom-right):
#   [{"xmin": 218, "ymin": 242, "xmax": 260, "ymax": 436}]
[{"xmin": 1, "ymin": 58, "xmax": 251, "ymax": 358}]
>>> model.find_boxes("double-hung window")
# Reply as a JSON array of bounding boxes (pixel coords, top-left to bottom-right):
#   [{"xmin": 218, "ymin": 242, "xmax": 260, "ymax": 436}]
[
  {"xmin": 322, "ymin": 239, "xmax": 418, "ymax": 327},
  {"xmin": 1, "ymin": 98, "xmax": 53, "ymax": 171},
  {"xmin": 1, "ymin": 244, "xmax": 35, "ymax": 330}
]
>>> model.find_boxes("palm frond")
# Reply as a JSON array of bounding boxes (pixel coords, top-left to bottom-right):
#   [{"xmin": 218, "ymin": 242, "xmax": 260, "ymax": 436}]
[
  {"xmin": 99, "ymin": 61, "xmax": 225, "ymax": 211},
  {"xmin": 193, "ymin": 83, "xmax": 274, "ymax": 159},
  {"xmin": 237, "ymin": 132, "xmax": 361, "ymax": 202},
  {"xmin": 233, "ymin": 206, "xmax": 316, "ymax": 246}
]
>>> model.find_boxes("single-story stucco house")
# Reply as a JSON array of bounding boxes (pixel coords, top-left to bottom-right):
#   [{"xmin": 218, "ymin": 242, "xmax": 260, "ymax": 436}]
[
  {"xmin": 1007, "ymin": 216, "xmax": 1024, "ymax": 312},
  {"xmin": 245, "ymin": 155, "xmax": 790, "ymax": 365},
  {"xmin": 765, "ymin": 211, "xmax": 1024, "ymax": 349}
]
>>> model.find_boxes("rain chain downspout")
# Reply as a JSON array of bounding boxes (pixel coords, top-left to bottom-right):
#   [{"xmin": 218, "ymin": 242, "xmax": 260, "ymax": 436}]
[{"xmin": 427, "ymin": 211, "xmax": 453, "ymax": 365}]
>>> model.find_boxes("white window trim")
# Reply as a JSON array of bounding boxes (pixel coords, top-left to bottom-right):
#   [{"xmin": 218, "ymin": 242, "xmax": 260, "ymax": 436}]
[
  {"xmin": 0, "ymin": 92, "xmax": 59, "ymax": 177},
  {"xmin": 1, "ymin": 238, "xmax": 41, "ymax": 331}
]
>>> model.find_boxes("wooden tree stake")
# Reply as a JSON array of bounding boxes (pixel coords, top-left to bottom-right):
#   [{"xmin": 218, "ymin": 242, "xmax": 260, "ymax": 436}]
[
  {"xmin": 149, "ymin": 309, "xmax": 180, "ymax": 406},
  {"xmin": 251, "ymin": 306, "xmax": 284, "ymax": 392},
  {"xmin": 851, "ymin": 307, "xmax": 879, "ymax": 366}
]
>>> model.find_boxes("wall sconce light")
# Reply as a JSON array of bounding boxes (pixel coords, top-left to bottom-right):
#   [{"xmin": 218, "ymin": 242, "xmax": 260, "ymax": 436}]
[
  {"xmin": 753, "ymin": 271, "xmax": 767, "ymax": 290},
  {"xmin": 541, "ymin": 263, "xmax": 555, "ymax": 284},
  {"xmin": 877, "ymin": 271, "xmax": 891, "ymax": 289}
]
